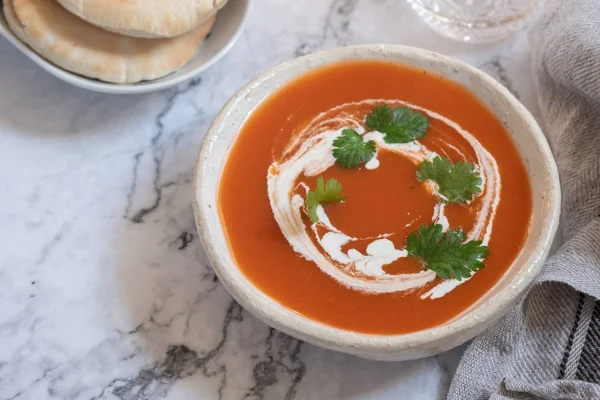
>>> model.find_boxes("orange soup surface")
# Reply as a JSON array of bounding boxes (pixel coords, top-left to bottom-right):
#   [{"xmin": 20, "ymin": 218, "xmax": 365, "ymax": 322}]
[{"xmin": 218, "ymin": 61, "xmax": 532, "ymax": 334}]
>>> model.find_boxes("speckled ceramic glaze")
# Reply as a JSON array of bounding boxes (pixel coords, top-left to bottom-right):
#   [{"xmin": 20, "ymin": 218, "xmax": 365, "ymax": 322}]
[{"xmin": 193, "ymin": 45, "xmax": 561, "ymax": 361}]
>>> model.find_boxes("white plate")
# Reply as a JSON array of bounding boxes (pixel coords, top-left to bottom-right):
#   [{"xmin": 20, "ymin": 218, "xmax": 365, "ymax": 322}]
[{"xmin": 0, "ymin": 0, "xmax": 249, "ymax": 94}]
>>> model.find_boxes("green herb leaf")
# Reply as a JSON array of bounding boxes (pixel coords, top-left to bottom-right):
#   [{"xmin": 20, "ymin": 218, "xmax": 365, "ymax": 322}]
[
  {"xmin": 365, "ymin": 105, "xmax": 429, "ymax": 144},
  {"xmin": 416, "ymin": 156, "xmax": 482, "ymax": 204},
  {"xmin": 406, "ymin": 224, "xmax": 488, "ymax": 281},
  {"xmin": 305, "ymin": 176, "xmax": 346, "ymax": 224},
  {"xmin": 332, "ymin": 129, "xmax": 377, "ymax": 168}
]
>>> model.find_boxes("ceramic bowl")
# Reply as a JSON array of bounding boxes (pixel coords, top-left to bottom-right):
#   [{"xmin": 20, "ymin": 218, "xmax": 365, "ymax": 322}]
[
  {"xmin": 193, "ymin": 45, "xmax": 561, "ymax": 361},
  {"xmin": 0, "ymin": 0, "xmax": 249, "ymax": 94}
]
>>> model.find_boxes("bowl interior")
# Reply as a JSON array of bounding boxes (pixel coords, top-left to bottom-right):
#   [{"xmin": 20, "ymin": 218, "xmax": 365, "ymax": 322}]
[
  {"xmin": 194, "ymin": 45, "xmax": 560, "ymax": 361},
  {"xmin": 0, "ymin": 0, "xmax": 249, "ymax": 94}
]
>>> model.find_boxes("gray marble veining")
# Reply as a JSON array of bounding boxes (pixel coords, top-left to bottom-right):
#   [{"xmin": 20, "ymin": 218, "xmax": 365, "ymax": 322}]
[{"xmin": 0, "ymin": 0, "xmax": 546, "ymax": 399}]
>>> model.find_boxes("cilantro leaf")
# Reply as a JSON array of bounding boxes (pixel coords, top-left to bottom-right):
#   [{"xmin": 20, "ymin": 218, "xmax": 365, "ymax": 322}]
[
  {"xmin": 365, "ymin": 105, "xmax": 429, "ymax": 144},
  {"xmin": 332, "ymin": 129, "xmax": 376, "ymax": 168},
  {"xmin": 416, "ymin": 157, "xmax": 482, "ymax": 204},
  {"xmin": 406, "ymin": 224, "xmax": 488, "ymax": 280},
  {"xmin": 305, "ymin": 176, "xmax": 346, "ymax": 224}
]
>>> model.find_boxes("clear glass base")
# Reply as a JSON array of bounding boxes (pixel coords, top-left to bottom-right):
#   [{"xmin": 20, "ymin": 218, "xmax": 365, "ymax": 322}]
[{"xmin": 406, "ymin": 0, "xmax": 543, "ymax": 44}]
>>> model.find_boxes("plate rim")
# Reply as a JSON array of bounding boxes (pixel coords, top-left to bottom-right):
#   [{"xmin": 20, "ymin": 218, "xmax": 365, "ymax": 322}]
[{"xmin": 0, "ymin": 0, "xmax": 250, "ymax": 94}]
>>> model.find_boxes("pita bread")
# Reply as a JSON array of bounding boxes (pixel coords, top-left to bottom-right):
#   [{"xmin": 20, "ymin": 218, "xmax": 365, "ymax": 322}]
[
  {"xmin": 3, "ymin": 0, "xmax": 216, "ymax": 83},
  {"xmin": 55, "ymin": 0, "xmax": 227, "ymax": 38}
]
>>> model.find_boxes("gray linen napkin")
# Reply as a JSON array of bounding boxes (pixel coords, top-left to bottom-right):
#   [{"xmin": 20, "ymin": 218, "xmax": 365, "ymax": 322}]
[{"xmin": 448, "ymin": 1, "xmax": 600, "ymax": 399}]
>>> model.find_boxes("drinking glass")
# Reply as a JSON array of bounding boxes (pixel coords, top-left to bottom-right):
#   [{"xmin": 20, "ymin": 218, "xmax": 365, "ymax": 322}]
[{"xmin": 406, "ymin": 0, "xmax": 543, "ymax": 43}]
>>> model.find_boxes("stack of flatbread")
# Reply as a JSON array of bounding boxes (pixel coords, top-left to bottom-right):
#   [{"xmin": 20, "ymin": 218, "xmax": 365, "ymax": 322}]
[{"xmin": 3, "ymin": 0, "xmax": 226, "ymax": 83}]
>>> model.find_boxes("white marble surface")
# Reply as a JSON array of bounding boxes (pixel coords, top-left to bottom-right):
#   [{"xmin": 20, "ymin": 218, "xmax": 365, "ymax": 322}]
[{"xmin": 0, "ymin": 1, "xmax": 551, "ymax": 399}]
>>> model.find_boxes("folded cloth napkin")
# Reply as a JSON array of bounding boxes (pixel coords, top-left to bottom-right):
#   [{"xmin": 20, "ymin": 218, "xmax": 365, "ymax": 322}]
[{"xmin": 448, "ymin": 1, "xmax": 600, "ymax": 399}]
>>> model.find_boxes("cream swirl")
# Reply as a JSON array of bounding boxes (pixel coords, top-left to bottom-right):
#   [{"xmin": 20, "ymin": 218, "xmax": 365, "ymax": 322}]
[{"xmin": 267, "ymin": 100, "xmax": 501, "ymax": 298}]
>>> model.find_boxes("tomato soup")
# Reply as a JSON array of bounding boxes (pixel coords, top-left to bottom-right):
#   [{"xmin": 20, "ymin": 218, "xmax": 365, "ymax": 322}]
[{"xmin": 218, "ymin": 61, "xmax": 532, "ymax": 334}]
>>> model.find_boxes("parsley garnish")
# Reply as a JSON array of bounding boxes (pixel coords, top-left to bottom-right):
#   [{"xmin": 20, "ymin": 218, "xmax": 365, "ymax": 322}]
[
  {"xmin": 406, "ymin": 224, "xmax": 488, "ymax": 280},
  {"xmin": 416, "ymin": 157, "xmax": 482, "ymax": 204},
  {"xmin": 365, "ymin": 105, "xmax": 429, "ymax": 144},
  {"xmin": 305, "ymin": 176, "xmax": 346, "ymax": 224},
  {"xmin": 332, "ymin": 129, "xmax": 376, "ymax": 168}
]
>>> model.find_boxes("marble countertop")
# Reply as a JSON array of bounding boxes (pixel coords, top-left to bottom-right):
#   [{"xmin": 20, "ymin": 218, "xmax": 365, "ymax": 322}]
[{"xmin": 0, "ymin": 1, "xmax": 549, "ymax": 399}]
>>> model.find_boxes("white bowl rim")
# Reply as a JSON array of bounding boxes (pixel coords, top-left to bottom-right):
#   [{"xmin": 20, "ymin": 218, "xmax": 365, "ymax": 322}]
[
  {"xmin": 0, "ymin": 0, "xmax": 250, "ymax": 94},
  {"xmin": 193, "ymin": 44, "xmax": 561, "ymax": 359}
]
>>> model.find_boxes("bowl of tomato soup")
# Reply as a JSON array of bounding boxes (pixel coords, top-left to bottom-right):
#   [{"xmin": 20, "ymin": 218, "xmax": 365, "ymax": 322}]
[{"xmin": 193, "ymin": 45, "xmax": 560, "ymax": 361}]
